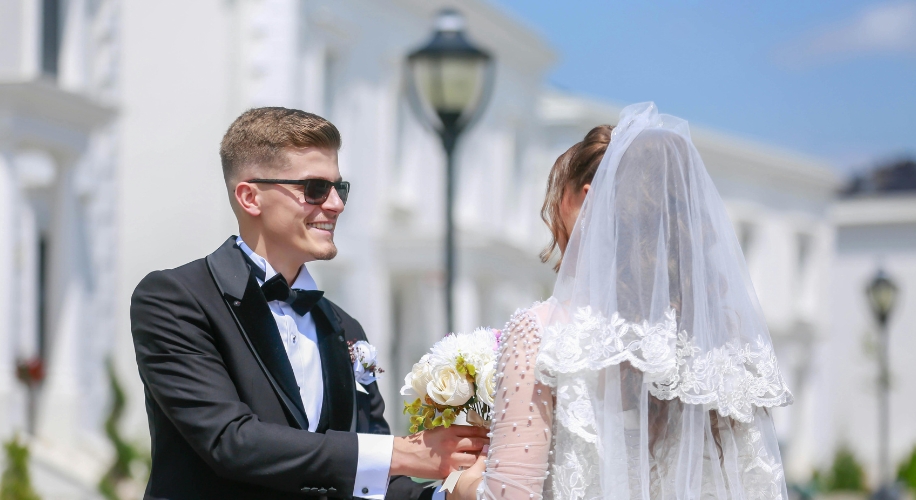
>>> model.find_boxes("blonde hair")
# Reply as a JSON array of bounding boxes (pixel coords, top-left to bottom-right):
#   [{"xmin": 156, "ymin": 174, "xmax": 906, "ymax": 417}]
[{"xmin": 219, "ymin": 107, "xmax": 341, "ymax": 184}]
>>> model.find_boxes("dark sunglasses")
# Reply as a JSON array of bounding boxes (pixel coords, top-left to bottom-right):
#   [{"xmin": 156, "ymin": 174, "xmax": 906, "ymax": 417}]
[{"xmin": 247, "ymin": 178, "xmax": 350, "ymax": 205}]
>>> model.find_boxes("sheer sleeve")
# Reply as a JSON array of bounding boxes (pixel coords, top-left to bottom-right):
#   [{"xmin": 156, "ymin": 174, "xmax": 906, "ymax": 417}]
[{"xmin": 479, "ymin": 308, "xmax": 553, "ymax": 500}]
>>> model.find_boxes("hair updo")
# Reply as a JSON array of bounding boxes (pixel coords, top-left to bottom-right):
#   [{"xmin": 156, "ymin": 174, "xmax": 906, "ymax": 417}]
[{"xmin": 540, "ymin": 124, "xmax": 614, "ymax": 271}]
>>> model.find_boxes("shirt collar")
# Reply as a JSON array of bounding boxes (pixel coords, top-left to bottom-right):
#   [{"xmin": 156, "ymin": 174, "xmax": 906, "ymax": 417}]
[{"xmin": 236, "ymin": 237, "xmax": 317, "ymax": 291}]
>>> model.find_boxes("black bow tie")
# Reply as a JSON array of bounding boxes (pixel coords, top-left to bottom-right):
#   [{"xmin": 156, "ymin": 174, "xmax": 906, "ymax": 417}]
[{"xmin": 261, "ymin": 274, "xmax": 324, "ymax": 316}]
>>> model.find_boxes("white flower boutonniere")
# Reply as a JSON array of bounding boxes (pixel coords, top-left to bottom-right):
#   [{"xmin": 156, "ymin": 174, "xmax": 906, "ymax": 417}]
[{"xmin": 349, "ymin": 340, "xmax": 384, "ymax": 386}]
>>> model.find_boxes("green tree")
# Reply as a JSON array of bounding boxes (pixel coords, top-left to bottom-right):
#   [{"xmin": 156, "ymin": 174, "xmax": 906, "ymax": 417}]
[
  {"xmin": 898, "ymin": 445, "xmax": 916, "ymax": 492},
  {"xmin": 98, "ymin": 358, "xmax": 150, "ymax": 500},
  {"xmin": 817, "ymin": 445, "xmax": 868, "ymax": 492},
  {"xmin": 0, "ymin": 435, "xmax": 41, "ymax": 500}
]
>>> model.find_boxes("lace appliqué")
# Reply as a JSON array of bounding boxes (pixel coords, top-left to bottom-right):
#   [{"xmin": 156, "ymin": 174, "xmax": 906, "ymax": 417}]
[
  {"xmin": 537, "ymin": 307, "xmax": 792, "ymax": 423},
  {"xmin": 538, "ymin": 306, "xmax": 680, "ymax": 378},
  {"xmin": 552, "ymin": 428, "xmax": 600, "ymax": 500},
  {"xmin": 507, "ymin": 307, "xmax": 789, "ymax": 500},
  {"xmin": 554, "ymin": 379, "xmax": 597, "ymax": 444},
  {"xmin": 653, "ymin": 332, "xmax": 794, "ymax": 423},
  {"xmin": 738, "ymin": 424, "xmax": 786, "ymax": 500},
  {"xmin": 504, "ymin": 308, "xmax": 601, "ymax": 500},
  {"xmin": 550, "ymin": 375, "xmax": 602, "ymax": 500}
]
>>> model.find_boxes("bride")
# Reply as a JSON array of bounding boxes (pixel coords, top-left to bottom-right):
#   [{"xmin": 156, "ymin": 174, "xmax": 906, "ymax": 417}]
[{"xmin": 452, "ymin": 103, "xmax": 793, "ymax": 500}]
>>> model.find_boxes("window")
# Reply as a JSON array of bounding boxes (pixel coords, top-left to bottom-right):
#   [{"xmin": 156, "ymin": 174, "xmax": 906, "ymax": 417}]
[
  {"xmin": 41, "ymin": 0, "xmax": 62, "ymax": 78},
  {"xmin": 796, "ymin": 232, "xmax": 812, "ymax": 278},
  {"xmin": 37, "ymin": 234, "xmax": 49, "ymax": 361}
]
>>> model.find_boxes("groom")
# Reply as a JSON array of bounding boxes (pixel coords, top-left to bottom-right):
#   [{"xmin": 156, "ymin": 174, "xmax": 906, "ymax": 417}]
[{"xmin": 130, "ymin": 107, "xmax": 486, "ymax": 500}]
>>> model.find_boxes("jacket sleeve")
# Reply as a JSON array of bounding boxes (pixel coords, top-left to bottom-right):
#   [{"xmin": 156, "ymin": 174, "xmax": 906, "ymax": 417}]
[
  {"xmin": 386, "ymin": 478, "xmax": 436, "ymax": 500},
  {"xmin": 131, "ymin": 270, "xmax": 359, "ymax": 494}
]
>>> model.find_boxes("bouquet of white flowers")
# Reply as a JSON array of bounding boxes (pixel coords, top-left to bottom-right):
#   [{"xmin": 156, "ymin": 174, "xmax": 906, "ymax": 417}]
[{"xmin": 400, "ymin": 328, "xmax": 501, "ymax": 433}]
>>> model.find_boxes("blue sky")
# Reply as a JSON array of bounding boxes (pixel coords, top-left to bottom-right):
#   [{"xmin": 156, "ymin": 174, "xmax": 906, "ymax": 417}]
[{"xmin": 488, "ymin": 0, "xmax": 916, "ymax": 174}]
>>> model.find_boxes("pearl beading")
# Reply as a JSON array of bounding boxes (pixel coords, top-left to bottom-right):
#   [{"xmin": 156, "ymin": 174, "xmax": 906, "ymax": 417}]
[{"xmin": 479, "ymin": 307, "xmax": 552, "ymax": 500}]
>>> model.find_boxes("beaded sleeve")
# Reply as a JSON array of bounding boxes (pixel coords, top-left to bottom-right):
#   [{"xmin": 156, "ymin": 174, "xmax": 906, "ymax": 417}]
[{"xmin": 479, "ymin": 308, "xmax": 554, "ymax": 500}]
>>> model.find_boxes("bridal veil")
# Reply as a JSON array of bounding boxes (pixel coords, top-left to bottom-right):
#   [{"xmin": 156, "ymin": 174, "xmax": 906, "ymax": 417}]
[{"xmin": 532, "ymin": 103, "xmax": 793, "ymax": 499}]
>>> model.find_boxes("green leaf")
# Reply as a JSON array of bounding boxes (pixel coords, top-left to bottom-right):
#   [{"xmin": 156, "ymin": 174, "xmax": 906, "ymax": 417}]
[
  {"xmin": 455, "ymin": 356, "xmax": 468, "ymax": 376},
  {"xmin": 441, "ymin": 408, "xmax": 457, "ymax": 428},
  {"xmin": 897, "ymin": 444, "xmax": 916, "ymax": 492},
  {"xmin": 98, "ymin": 357, "xmax": 151, "ymax": 500},
  {"xmin": 1, "ymin": 435, "xmax": 40, "ymax": 500},
  {"xmin": 403, "ymin": 398, "xmax": 423, "ymax": 415}
]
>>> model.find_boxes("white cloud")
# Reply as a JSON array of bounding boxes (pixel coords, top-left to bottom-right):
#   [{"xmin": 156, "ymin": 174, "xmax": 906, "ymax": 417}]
[{"xmin": 775, "ymin": 2, "xmax": 916, "ymax": 68}]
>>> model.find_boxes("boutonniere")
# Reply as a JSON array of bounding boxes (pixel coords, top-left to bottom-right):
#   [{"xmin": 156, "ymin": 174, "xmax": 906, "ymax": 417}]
[{"xmin": 349, "ymin": 340, "xmax": 384, "ymax": 386}]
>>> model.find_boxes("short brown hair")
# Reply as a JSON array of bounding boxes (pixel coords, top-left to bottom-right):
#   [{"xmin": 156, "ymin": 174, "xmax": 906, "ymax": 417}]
[
  {"xmin": 540, "ymin": 124, "xmax": 614, "ymax": 271},
  {"xmin": 219, "ymin": 107, "xmax": 341, "ymax": 184}
]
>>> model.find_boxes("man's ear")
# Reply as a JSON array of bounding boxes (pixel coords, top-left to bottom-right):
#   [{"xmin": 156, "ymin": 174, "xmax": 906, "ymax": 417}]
[{"xmin": 235, "ymin": 181, "xmax": 262, "ymax": 217}]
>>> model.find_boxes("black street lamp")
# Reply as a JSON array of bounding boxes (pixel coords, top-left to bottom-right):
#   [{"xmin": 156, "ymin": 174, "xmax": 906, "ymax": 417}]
[
  {"xmin": 865, "ymin": 268, "xmax": 899, "ymax": 500},
  {"xmin": 406, "ymin": 9, "xmax": 495, "ymax": 333}
]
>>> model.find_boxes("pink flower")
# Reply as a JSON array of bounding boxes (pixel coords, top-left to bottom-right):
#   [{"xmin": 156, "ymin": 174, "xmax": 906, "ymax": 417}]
[{"xmin": 492, "ymin": 329, "xmax": 503, "ymax": 352}]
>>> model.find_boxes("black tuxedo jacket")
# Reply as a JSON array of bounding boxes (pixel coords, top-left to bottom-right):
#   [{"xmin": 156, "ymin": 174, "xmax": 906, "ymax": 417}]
[{"xmin": 130, "ymin": 237, "xmax": 431, "ymax": 500}]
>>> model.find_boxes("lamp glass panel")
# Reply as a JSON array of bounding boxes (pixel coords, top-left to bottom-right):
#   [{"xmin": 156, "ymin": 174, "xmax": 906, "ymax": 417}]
[
  {"xmin": 411, "ymin": 56, "xmax": 487, "ymax": 116},
  {"xmin": 868, "ymin": 279, "xmax": 897, "ymax": 317}
]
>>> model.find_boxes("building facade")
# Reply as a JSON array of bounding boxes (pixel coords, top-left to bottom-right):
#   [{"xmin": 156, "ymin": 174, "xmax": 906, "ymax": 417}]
[
  {"xmin": 820, "ymin": 165, "xmax": 916, "ymax": 486},
  {"xmin": 0, "ymin": 0, "xmax": 912, "ymax": 497},
  {"xmin": 1, "ymin": 0, "xmax": 120, "ymax": 497}
]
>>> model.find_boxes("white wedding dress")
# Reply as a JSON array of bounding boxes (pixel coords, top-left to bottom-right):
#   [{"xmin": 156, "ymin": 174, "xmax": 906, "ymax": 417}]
[{"xmin": 479, "ymin": 103, "xmax": 793, "ymax": 500}]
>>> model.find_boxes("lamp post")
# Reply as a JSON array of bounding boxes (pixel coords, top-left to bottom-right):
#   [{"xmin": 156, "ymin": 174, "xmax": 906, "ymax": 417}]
[
  {"xmin": 405, "ymin": 9, "xmax": 494, "ymax": 334},
  {"xmin": 865, "ymin": 268, "xmax": 899, "ymax": 499}
]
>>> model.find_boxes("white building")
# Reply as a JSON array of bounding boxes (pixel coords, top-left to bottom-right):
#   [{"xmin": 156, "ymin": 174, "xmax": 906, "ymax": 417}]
[
  {"xmin": 822, "ymin": 177, "xmax": 916, "ymax": 486},
  {"xmin": 0, "ymin": 0, "xmax": 912, "ymax": 497},
  {"xmin": 1, "ymin": 0, "xmax": 120, "ymax": 497}
]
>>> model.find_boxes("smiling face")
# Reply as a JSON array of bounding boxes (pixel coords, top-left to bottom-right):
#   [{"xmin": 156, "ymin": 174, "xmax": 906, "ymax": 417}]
[
  {"xmin": 234, "ymin": 147, "xmax": 345, "ymax": 272},
  {"xmin": 264, "ymin": 147, "xmax": 343, "ymax": 261}
]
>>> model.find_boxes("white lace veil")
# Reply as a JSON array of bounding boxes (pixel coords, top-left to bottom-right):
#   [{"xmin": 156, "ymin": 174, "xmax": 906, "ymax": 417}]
[{"xmin": 536, "ymin": 103, "xmax": 793, "ymax": 500}]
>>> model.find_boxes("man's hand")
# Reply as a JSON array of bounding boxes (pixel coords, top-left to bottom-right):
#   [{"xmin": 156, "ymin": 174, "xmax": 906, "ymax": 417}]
[{"xmin": 390, "ymin": 425, "xmax": 489, "ymax": 479}]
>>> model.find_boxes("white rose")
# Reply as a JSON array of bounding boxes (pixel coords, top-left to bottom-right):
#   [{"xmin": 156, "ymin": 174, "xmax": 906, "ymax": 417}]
[
  {"xmin": 353, "ymin": 341, "xmax": 377, "ymax": 365},
  {"xmin": 354, "ymin": 362, "xmax": 377, "ymax": 386},
  {"xmin": 427, "ymin": 364, "xmax": 474, "ymax": 406},
  {"xmin": 353, "ymin": 360, "xmax": 369, "ymax": 383},
  {"xmin": 475, "ymin": 365, "xmax": 496, "ymax": 407},
  {"xmin": 400, "ymin": 357, "xmax": 433, "ymax": 397},
  {"xmin": 352, "ymin": 341, "xmax": 380, "ymax": 386}
]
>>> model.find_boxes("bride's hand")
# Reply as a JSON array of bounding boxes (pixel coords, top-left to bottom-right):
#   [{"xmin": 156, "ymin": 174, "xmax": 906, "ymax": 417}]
[{"xmin": 451, "ymin": 447, "xmax": 487, "ymax": 500}]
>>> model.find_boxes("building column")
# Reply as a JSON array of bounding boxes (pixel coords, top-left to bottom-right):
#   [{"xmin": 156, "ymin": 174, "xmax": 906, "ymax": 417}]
[
  {"xmin": 0, "ymin": 150, "xmax": 19, "ymax": 437},
  {"xmin": 36, "ymin": 156, "xmax": 84, "ymax": 450}
]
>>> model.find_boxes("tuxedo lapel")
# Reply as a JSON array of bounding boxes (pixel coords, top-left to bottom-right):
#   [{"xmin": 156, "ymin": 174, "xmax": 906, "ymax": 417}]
[
  {"xmin": 312, "ymin": 299, "xmax": 356, "ymax": 433},
  {"xmin": 205, "ymin": 237, "xmax": 309, "ymax": 430}
]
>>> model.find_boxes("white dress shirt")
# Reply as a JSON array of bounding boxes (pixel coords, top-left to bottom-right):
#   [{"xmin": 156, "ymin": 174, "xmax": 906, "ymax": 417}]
[{"xmin": 237, "ymin": 238, "xmax": 394, "ymax": 499}]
